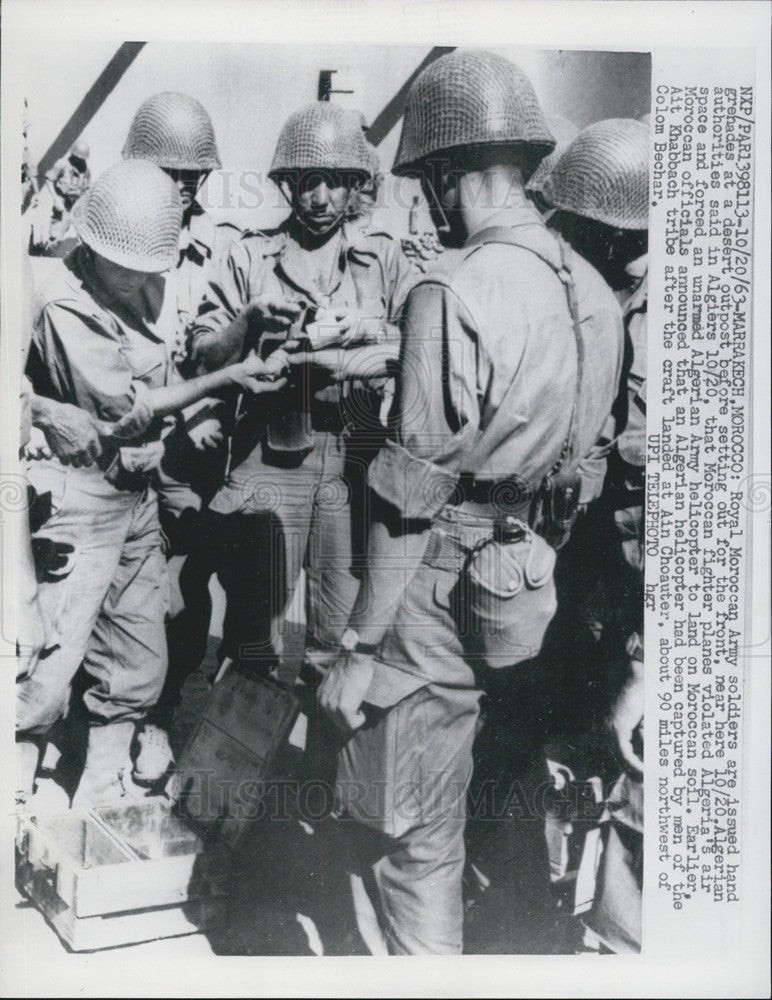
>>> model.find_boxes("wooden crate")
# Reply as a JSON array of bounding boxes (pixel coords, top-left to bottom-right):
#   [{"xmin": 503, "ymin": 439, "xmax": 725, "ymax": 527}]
[
  {"xmin": 16, "ymin": 801, "xmax": 230, "ymax": 951},
  {"xmin": 175, "ymin": 669, "xmax": 300, "ymax": 846}
]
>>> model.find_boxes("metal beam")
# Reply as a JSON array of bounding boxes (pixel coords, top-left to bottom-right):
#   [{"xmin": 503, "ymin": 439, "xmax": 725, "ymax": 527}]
[
  {"xmin": 31, "ymin": 41, "xmax": 146, "ymax": 193},
  {"xmin": 366, "ymin": 46, "xmax": 455, "ymax": 147}
]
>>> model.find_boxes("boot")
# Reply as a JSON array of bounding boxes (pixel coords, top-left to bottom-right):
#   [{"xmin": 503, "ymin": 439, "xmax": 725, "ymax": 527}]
[
  {"xmin": 133, "ymin": 724, "xmax": 175, "ymax": 785},
  {"xmin": 71, "ymin": 721, "xmax": 140, "ymax": 809}
]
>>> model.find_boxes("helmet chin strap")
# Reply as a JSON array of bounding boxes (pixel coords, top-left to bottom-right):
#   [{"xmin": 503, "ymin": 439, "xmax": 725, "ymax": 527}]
[{"xmin": 421, "ymin": 175, "xmax": 452, "ymax": 235}]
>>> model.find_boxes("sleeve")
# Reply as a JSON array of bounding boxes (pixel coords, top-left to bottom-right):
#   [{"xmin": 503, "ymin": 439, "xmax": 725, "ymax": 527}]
[
  {"xmin": 382, "ymin": 237, "xmax": 420, "ymax": 331},
  {"xmin": 368, "ymin": 279, "xmax": 481, "ymax": 518},
  {"xmin": 30, "ymin": 302, "xmax": 143, "ymax": 423},
  {"xmin": 187, "ymin": 239, "xmax": 254, "ymax": 366}
]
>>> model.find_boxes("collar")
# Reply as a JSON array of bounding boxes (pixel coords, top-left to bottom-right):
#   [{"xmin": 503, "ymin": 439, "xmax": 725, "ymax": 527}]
[
  {"xmin": 464, "ymin": 202, "xmax": 546, "ymax": 245},
  {"xmin": 179, "ymin": 200, "xmax": 217, "ymax": 263},
  {"xmin": 264, "ymin": 217, "xmax": 374, "ymax": 304},
  {"xmin": 68, "ymin": 246, "xmax": 166, "ymax": 341}
]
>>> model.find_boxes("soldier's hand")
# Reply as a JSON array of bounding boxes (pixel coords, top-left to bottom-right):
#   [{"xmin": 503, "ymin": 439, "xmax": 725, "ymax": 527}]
[
  {"xmin": 38, "ymin": 400, "xmax": 104, "ymax": 466},
  {"xmin": 245, "ymin": 293, "xmax": 302, "ymax": 332},
  {"xmin": 24, "ymin": 426, "xmax": 52, "ymax": 461},
  {"xmin": 188, "ymin": 417, "xmax": 224, "ymax": 451},
  {"xmin": 98, "ymin": 396, "xmax": 154, "ymax": 441},
  {"xmin": 230, "ymin": 352, "xmax": 289, "ymax": 395},
  {"xmin": 314, "ymin": 307, "xmax": 383, "ymax": 347},
  {"xmin": 287, "ymin": 348, "xmax": 346, "ymax": 379},
  {"xmin": 319, "ymin": 651, "xmax": 374, "ymax": 732}
]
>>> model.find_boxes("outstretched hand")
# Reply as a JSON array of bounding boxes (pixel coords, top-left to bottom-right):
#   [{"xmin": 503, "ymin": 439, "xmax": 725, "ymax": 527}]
[{"xmin": 246, "ymin": 293, "xmax": 303, "ymax": 332}]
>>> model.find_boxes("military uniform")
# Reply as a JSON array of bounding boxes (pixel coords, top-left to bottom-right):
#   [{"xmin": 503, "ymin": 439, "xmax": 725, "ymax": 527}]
[
  {"xmin": 148, "ymin": 202, "xmax": 242, "ymax": 725},
  {"xmin": 541, "ymin": 119, "xmax": 649, "ymax": 952},
  {"xmin": 153, "ymin": 200, "xmax": 242, "ymax": 522},
  {"xmin": 19, "ymin": 245, "xmax": 174, "ymax": 734},
  {"xmin": 336, "ymin": 203, "xmax": 624, "ymax": 953},
  {"xmin": 188, "ymin": 219, "xmax": 415, "ymax": 673}
]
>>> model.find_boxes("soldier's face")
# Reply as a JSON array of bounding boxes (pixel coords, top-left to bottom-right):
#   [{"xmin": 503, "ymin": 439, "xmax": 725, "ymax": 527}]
[
  {"xmin": 91, "ymin": 252, "xmax": 151, "ymax": 302},
  {"xmin": 291, "ymin": 171, "xmax": 354, "ymax": 235},
  {"xmin": 162, "ymin": 168, "xmax": 207, "ymax": 211}
]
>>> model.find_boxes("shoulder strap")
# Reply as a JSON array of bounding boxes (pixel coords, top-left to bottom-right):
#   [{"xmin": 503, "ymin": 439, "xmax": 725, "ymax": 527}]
[{"xmin": 462, "ymin": 224, "xmax": 585, "ymax": 478}]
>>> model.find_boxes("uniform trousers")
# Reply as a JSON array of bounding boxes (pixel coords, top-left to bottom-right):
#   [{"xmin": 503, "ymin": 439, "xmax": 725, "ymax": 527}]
[
  {"xmin": 17, "ymin": 460, "xmax": 168, "ymax": 734},
  {"xmin": 208, "ymin": 428, "xmax": 372, "ymax": 675}
]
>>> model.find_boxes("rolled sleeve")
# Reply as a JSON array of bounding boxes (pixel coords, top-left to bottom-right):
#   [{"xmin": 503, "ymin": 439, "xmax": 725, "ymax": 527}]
[
  {"xmin": 368, "ymin": 439, "xmax": 459, "ymax": 518},
  {"xmin": 32, "ymin": 302, "xmax": 140, "ymax": 422},
  {"xmin": 383, "ymin": 238, "xmax": 419, "ymax": 326},
  {"xmin": 187, "ymin": 239, "xmax": 253, "ymax": 366},
  {"xmin": 372, "ymin": 279, "xmax": 481, "ymax": 517}
]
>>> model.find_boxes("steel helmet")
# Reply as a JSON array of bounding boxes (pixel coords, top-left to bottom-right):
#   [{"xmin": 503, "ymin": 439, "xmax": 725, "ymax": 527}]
[
  {"xmin": 122, "ymin": 92, "xmax": 222, "ymax": 171},
  {"xmin": 525, "ymin": 113, "xmax": 578, "ymax": 194},
  {"xmin": 393, "ymin": 49, "xmax": 555, "ymax": 175},
  {"xmin": 70, "ymin": 140, "xmax": 91, "ymax": 162},
  {"xmin": 72, "ymin": 159, "xmax": 183, "ymax": 272},
  {"xmin": 268, "ymin": 103, "xmax": 374, "ymax": 180},
  {"xmin": 542, "ymin": 118, "xmax": 650, "ymax": 229}
]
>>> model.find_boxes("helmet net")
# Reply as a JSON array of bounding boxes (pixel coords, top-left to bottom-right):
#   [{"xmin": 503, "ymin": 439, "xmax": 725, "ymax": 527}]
[
  {"xmin": 526, "ymin": 113, "xmax": 579, "ymax": 194},
  {"xmin": 122, "ymin": 92, "xmax": 221, "ymax": 171},
  {"xmin": 393, "ymin": 49, "xmax": 555, "ymax": 174},
  {"xmin": 269, "ymin": 103, "xmax": 374, "ymax": 178},
  {"xmin": 542, "ymin": 118, "xmax": 650, "ymax": 229},
  {"xmin": 72, "ymin": 159, "xmax": 182, "ymax": 272}
]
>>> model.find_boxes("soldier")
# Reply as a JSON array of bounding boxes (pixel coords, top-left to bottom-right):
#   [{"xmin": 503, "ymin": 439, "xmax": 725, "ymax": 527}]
[
  {"xmin": 17, "ymin": 159, "xmax": 285, "ymax": 807},
  {"xmin": 121, "ymin": 91, "xmax": 240, "ymax": 360},
  {"xmin": 542, "ymin": 118, "xmax": 649, "ymax": 952},
  {"xmin": 318, "ymin": 50, "xmax": 625, "ymax": 954},
  {"xmin": 542, "ymin": 118, "xmax": 649, "ymax": 713},
  {"xmin": 188, "ymin": 101, "xmax": 415, "ymax": 688},
  {"xmin": 28, "ymin": 140, "xmax": 91, "ymax": 257},
  {"xmin": 347, "ymin": 112, "xmax": 382, "ymax": 232},
  {"xmin": 120, "ymin": 92, "xmax": 242, "ymax": 780}
]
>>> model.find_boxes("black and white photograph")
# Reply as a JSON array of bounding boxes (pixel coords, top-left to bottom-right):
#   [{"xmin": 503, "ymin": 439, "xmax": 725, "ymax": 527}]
[{"xmin": 0, "ymin": 2, "xmax": 768, "ymax": 997}]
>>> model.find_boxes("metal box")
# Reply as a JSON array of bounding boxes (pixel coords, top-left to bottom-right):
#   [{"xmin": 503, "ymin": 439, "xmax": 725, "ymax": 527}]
[
  {"xmin": 16, "ymin": 800, "xmax": 230, "ymax": 951},
  {"xmin": 175, "ymin": 669, "xmax": 300, "ymax": 846}
]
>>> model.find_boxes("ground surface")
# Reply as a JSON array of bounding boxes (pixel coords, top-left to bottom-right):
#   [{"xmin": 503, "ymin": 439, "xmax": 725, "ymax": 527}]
[{"xmin": 17, "ymin": 624, "xmax": 592, "ymax": 957}]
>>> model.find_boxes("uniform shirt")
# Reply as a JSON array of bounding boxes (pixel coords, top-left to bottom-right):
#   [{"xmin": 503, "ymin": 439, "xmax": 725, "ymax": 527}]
[
  {"xmin": 187, "ymin": 216, "xmax": 416, "ymax": 479},
  {"xmin": 368, "ymin": 203, "xmax": 625, "ymax": 518},
  {"xmin": 26, "ymin": 246, "xmax": 173, "ymax": 446},
  {"xmin": 189, "ymin": 217, "xmax": 415, "ymax": 363},
  {"xmin": 171, "ymin": 200, "xmax": 241, "ymax": 365}
]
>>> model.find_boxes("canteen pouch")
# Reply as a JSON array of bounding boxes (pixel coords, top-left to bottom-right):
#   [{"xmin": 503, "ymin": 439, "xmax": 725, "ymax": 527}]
[
  {"xmin": 463, "ymin": 521, "xmax": 557, "ymax": 669},
  {"xmin": 530, "ymin": 470, "xmax": 582, "ymax": 550},
  {"xmin": 260, "ymin": 317, "xmax": 315, "ymax": 463}
]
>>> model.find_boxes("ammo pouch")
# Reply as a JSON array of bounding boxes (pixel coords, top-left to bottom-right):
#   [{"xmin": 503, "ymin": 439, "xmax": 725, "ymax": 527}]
[
  {"xmin": 259, "ymin": 326, "xmax": 315, "ymax": 463},
  {"xmin": 530, "ymin": 469, "xmax": 582, "ymax": 550},
  {"xmin": 263, "ymin": 391, "xmax": 314, "ymax": 462},
  {"xmin": 463, "ymin": 518, "xmax": 557, "ymax": 669}
]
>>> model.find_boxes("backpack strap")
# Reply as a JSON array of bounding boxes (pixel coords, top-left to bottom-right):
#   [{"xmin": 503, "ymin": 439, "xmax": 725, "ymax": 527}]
[{"xmin": 461, "ymin": 224, "xmax": 585, "ymax": 478}]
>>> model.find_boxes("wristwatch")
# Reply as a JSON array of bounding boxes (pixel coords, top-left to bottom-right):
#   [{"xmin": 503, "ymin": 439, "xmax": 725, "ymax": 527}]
[{"xmin": 340, "ymin": 628, "xmax": 379, "ymax": 655}]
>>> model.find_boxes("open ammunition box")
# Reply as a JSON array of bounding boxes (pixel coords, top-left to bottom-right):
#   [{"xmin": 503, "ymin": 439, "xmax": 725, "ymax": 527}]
[
  {"xmin": 16, "ymin": 801, "xmax": 231, "ymax": 951},
  {"xmin": 175, "ymin": 669, "xmax": 300, "ymax": 846},
  {"xmin": 16, "ymin": 672, "xmax": 299, "ymax": 950}
]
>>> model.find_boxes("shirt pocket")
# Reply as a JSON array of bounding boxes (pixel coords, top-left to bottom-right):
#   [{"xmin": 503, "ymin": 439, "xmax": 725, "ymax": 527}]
[{"xmin": 127, "ymin": 340, "xmax": 168, "ymax": 389}]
